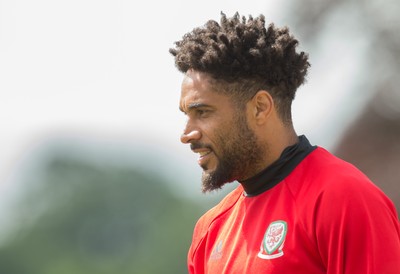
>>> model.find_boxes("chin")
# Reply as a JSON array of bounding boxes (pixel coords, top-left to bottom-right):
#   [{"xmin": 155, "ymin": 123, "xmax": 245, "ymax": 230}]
[
  {"xmin": 201, "ymin": 169, "xmax": 234, "ymax": 193},
  {"xmin": 200, "ymin": 163, "xmax": 217, "ymax": 173}
]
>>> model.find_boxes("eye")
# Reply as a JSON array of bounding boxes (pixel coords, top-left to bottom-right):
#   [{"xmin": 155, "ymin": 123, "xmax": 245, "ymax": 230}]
[{"xmin": 196, "ymin": 109, "xmax": 209, "ymax": 117}]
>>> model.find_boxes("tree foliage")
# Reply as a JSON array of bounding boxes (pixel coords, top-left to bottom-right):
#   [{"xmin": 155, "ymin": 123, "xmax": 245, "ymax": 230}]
[{"xmin": 0, "ymin": 153, "xmax": 203, "ymax": 274}]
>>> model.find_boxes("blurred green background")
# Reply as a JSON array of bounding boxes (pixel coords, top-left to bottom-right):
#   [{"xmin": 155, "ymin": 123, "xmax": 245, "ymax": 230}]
[
  {"xmin": 0, "ymin": 0, "xmax": 399, "ymax": 273},
  {"xmin": 0, "ymin": 144, "xmax": 209, "ymax": 274}
]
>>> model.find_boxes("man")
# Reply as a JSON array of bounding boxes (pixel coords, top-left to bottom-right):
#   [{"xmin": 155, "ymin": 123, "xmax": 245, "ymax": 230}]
[{"xmin": 169, "ymin": 12, "xmax": 400, "ymax": 273}]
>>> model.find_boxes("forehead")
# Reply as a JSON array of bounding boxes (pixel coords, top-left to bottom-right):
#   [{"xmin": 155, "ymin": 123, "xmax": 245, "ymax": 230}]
[{"xmin": 179, "ymin": 71, "xmax": 232, "ymax": 112}]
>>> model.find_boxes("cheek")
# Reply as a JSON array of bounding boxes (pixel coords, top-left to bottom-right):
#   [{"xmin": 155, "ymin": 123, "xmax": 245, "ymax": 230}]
[
  {"xmin": 199, "ymin": 121, "xmax": 219, "ymax": 142},
  {"xmin": 213, "ymin": 125, "xmax": 234, "ymax": 151},
  {"xmin": 202, "ymin": 116, "xmax": 237, "ymax": 148}
]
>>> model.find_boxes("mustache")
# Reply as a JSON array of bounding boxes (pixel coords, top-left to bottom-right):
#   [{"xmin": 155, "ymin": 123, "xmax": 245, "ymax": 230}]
[{"xmin": 190, "ymin": 142, "xmax": 212, "ymax": 151}]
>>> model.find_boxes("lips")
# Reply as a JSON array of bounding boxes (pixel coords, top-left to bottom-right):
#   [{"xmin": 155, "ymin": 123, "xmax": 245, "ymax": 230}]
[
  {"xmin": 197, "ymin": 150, "xmax": 213, "ymax": 167},
  {"xmin": 194, "ymin": 149, "xmax": 212, "ymax": 160},
  {"xmin": 191, "ymin": 143, "xmax": 214, "ymax": 167},
  {"xmin": 191, "ymin": 148, "xmax": 213, "ymax": 167},
  {"xmin": 198, "ymin": 150, "xmax": 212, "ymax": 157}
]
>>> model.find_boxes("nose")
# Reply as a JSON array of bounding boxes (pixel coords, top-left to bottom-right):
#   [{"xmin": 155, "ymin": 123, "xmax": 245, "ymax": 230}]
[{"xmin": 180, "ymin": 122, "xmax": 201, "ymax": 144}]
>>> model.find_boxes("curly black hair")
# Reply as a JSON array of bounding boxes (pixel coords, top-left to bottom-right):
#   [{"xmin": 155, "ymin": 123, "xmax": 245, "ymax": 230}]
[{"xmin": 170, "ymin": 12, "xmax": 310, "ymax": 124}]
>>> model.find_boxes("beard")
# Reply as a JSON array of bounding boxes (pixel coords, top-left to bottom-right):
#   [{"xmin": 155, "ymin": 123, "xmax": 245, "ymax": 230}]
[{"xmin": 200, "ymin": 113, "xmax": 266, "ymax": 193}]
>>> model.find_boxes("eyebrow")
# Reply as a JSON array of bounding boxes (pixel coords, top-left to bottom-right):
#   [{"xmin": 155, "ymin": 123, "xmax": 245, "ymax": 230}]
[{"xmin": 179, "ymin": 102, "xmax": 210, "ymax": 113}]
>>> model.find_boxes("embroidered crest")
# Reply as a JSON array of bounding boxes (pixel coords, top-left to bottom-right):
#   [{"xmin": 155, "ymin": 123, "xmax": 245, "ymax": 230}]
[{"xmin": 258, "ymin": 220, "xmax": 287, "ymax": 259}]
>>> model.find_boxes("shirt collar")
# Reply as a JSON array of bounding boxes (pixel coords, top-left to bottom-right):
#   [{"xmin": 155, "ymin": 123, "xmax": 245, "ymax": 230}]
[{"xmin": 240, "ymin": 135, "xmax": 316, "ymax": 197}]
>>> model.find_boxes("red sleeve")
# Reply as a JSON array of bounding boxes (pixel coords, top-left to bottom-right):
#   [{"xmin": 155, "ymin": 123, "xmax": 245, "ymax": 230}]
[{"xmin": 314, "ymin": 174, "xmax": 400, "ymax": 274}]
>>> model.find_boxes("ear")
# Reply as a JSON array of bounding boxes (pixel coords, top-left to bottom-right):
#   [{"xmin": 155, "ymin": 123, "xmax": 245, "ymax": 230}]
[{"xmin": 249, "ymin": 90, "xmax": 274, "ymax": 125}]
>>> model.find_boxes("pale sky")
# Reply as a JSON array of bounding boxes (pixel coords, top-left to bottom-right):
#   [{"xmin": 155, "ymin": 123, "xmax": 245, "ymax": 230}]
[{"xmin": 0, "ymin": 0, "xmax": 371, "ymax": 198}]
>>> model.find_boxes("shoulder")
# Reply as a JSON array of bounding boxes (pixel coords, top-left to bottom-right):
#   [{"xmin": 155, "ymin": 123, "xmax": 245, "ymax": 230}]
[
  {"xmin": 288, "ymin": 147, "xmax": 400, "ymax": 271},
  {"xmin": 287, "ymin": 146, "xmax": 398, "ymax": 233},
  {"xmin": 190, "ymin": 185, "xmax": 243, "ymax": 246},
  {"xmin": 194, "ymin": 185, "xmax": 242, "ymax": 233},
  {"xmin": 290, "ymin": 146, "xmax": 382, "ymax": 195}
]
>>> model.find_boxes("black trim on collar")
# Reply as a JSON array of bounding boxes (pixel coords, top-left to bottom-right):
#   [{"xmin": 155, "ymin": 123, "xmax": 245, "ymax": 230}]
[{"xmin": 240, "ymin": 135, "xmax": 316, "ymax": 197}]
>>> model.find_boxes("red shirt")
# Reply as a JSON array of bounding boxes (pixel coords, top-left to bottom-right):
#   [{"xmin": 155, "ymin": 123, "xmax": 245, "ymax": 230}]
[{"xmin": 188, "ymin": 147, "xmax": 400, "ymax": 273}]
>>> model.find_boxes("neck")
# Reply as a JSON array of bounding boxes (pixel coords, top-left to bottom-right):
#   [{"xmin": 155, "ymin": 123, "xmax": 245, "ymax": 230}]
[
  {"xmin": 240, "ymin": 135, "xmax": 316, "ymax": 196},
  {"xmin": 265, "ymin": 124, "xmax": 298, "ymax": 166}
]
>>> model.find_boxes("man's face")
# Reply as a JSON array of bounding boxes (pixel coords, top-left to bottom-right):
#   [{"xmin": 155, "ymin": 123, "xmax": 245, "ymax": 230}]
[{"xmin": 179, "ymin": 71, "xmax": 265, "ymax": 192}]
